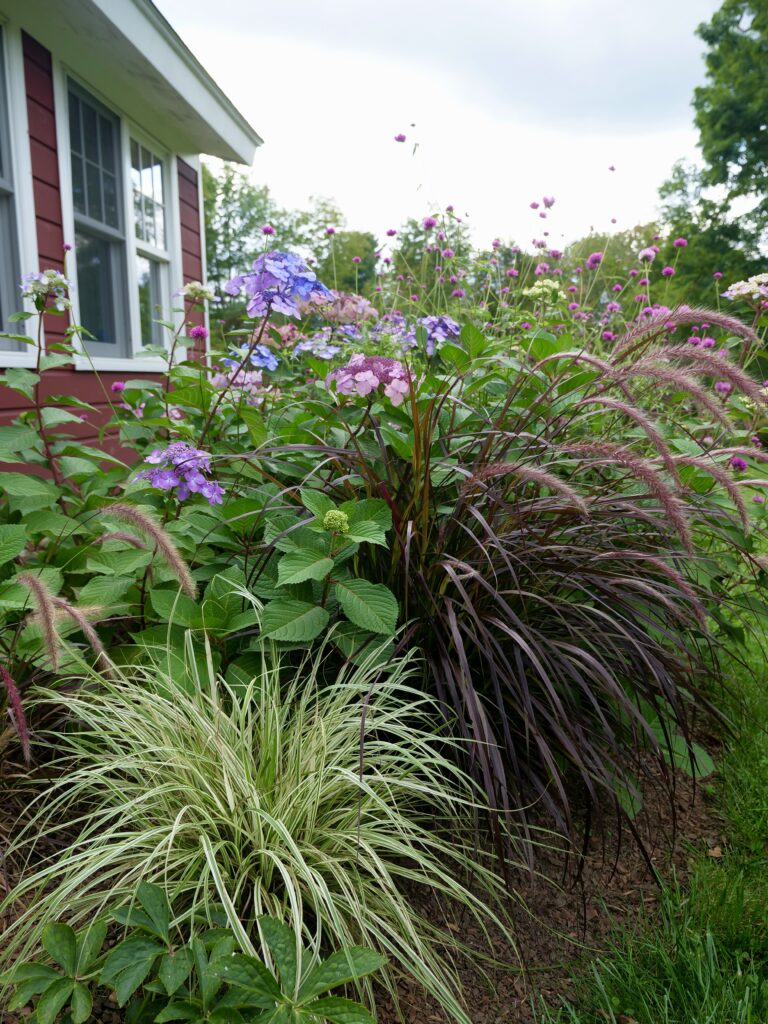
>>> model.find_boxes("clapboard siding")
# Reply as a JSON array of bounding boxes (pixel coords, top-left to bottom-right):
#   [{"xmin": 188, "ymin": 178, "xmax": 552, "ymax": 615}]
[{"xmin": 177, "ymin": 158, "xmax": 206, "ymax": 362}]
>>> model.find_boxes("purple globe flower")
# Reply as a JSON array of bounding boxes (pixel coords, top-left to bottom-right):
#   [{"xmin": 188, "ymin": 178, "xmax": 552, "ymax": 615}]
[
  {"xmin": 262, "ymin": 224, "xmax": 275, "ymax": 235},
  {"xmin": 730, "ymin": 456, "xmax": 748, "ymax": 472},
  {"xmin": 422, "ymin": 216, "xmax": 437, "ymax": 231},
  {"xmin": 673, "ymin": 238, "xmax": 688, "ymax": 248},
  {"xmin": 662, "ymin": 266, "xmax": 675, "ymax": 277},
  {"xmin": 394, "ymin": 133, "xmax": 406, "ymax": 142},
  {"xmin": 586, "ymin": 251, "xmax": 603, "ymax": 270}
]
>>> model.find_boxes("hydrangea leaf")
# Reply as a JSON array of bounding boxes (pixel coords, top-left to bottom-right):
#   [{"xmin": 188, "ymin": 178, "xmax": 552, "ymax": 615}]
[
  {"xmin": 0, "ymin": 524, "xmax": 28, "ymax": 567},
  {"xmin": 260, "ymin": 600, "xmax": 329, "ymax": 642},
  {"xmin": 277, "ymin": 549, "xmax": 334, "ymax": 586},
  {"xmin": 334, "ymin": 580, "xmax": 398, "ymax": 635}
]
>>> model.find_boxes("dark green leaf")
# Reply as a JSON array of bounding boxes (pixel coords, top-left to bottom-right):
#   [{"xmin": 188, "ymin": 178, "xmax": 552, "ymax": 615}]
[
  {"xmin": 137, "ymin": 881, "xmax": 170, "ymax": 942},
  {"xmin": 70, "ymin": 981, "xmax": 93, "ymax": 1024},
  {"xmin": 258, "ymin": 917, "xmax": 298, "ymax": 998},
  {"xmin": 36, "ymin": 977, "xmax": 75, "ymax": 1024},
  {"xmin": 0, "ymin": 524, "xmax": 28, "ymax": 567},
  {"xmin": 42, "ymin": 922, "xmax": 77, "ymax": 975},
  {"xmin": 76, "ymin": 920, "xmax": 107, "ymax": 973},
  {"xmin": 260, "ymin": 599, "xmax": 329, "ymax": 642},
  {"xmin": 334, "ymin": 579, "xmax": 398, "ymax": 635},
  {"xmin": 304, "ymin": 995, "xmax": 376, "ymax": 1024},
  {"xmin": 300, "ymin": 490, "xmax": 335, "ymax": 518},
  {"xmin": 100, "ymin": 937, "xmax": 163, "ymax": 986},
  {"xmin": 298, "ymin": 948, "xmax": 387, "ymax": 1003},
  {"xmin": 209, "ymin": 954, "xmax": 281, "ymax": 1006},
  {"xmin": 276, "ymin": 549, "xmax": 333, "ymax": 586},
  {"xmin": 158, "ymin": 948, "xmax": 194, "ymax": 995}
]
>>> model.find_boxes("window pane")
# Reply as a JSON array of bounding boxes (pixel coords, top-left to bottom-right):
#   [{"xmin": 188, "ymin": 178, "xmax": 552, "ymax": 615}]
[
  {"xmin": 99, "ymin": 115, "xmax": 115, "ymax": 172},
  {"xmin": 103, "ymin": 172, "xmax": 118, "ymax": 228},
  {"xmin": 82, "ymin": 103, "xmax": 99, "ymax": 163},
  {"xmin": 71, "ymin": 156, "xmax": 86, "ymax": 214},
  {"xmin": 136, "ymin": 254, "xmax": 162, "ymax": 346},
  {"xmin": 131, "ymin": 139, "xmax": 165, "ymax": 249},
  {"xmin": 76, "ymin": 230, "xmax": 116, "ymax": 344},
  {"xmin": 85, "ymin": 160, "xmax": 103, "ymax": 222},
  {"xmin": 68, "ymin": 94, "xmax": 82, "ymax": 157}
]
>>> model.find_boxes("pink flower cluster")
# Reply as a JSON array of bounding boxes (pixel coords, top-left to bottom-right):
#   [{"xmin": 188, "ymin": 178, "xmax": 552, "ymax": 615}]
[
  {"xmin": 327, "ymin": 354, "xmax": 411, "ymax": 406},
  {"xmin": 211, "ymin": 366, "xmax": 277, "ymax": 404},
  {"xmin": 297, "ymin": 289, "xmax": 378, "ymax": 325}
]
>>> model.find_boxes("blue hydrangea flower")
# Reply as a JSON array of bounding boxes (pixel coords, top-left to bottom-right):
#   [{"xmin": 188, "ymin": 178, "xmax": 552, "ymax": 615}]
[
  {"xmin": 136, "ymin": 442, "xmax": 224, "ymax": 505},
  {"xmin": 223, "ymin": 251, "xmax": 332, "ymax": 319},
  {"xmin": 223, "ymin": 343, "xmax": 280, "ymax": 372}
]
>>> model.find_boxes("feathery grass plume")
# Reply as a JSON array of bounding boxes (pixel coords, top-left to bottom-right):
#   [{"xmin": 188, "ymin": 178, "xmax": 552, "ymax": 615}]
[
  {"xmin": 532, "ymin": 350, "xmax": 636, "ymax": 401},
  {"xmin": 614, "ymin": 306, "xmax": 760, "ymax": 360},
  {"xmin": 464, "ymin": 462, "xmax": 589, "ymax": 516},
  {"xmin": 566, "ymin": 442, "xmax": 694, "ymax": 553},
  {"xmin": 591, "ymin": 551, "xmax": 707, "ymax": 629},
  {"xmin": 1, "ymin": 666, "xmax": 30, "ymax": 764},
  {"xmin": 656, "ymin": 346, "xmax": 768, "ymax": 407},
  {"xmin": 94, "ymin": 531, "xmax": 147, "ymax": 549},
  {"xmin": 50, "ymin": 598, "xmax": 113, "ymax": 674},
  {"xmin": 673, "ymin": 454, "xmax": 751, "ymax": 534},
  {"xmin": 102, "ymin": 503, "xmax": 196, "ymax": 598},
  {"xmin": 576, "ymin": 396, "xmax": 680, "ymax": 483},
  {"xmin": 622, "ymin": 363, "xmax": 733, "ymax": 430},
  {"xmin": 17, "ymin": 573, "xmax": 59, "ymax": 670}
]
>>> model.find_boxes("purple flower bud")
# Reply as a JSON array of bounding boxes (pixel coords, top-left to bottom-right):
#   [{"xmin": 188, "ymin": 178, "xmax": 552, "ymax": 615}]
[
  {"xmin": 673, "ymin": 238, "xmax": 688, "ymax": 248},
  {"xmin": 730, "ymin": 457, "xmax": 748, "ymax": 472},
  {"xmin": 386, "ymin": 229, "xmax": 397, "ymax": 237},
  {"xmin": 394, "ymin": 133, "xmax": 406, "ymax": 142},
  {"xmin": 352, "ymin": 256, "xmax": 361, "ymax": 264},
  {"xmin": 662, "ymin": 266, "xmax": 675, "ymax": 277},
  {"xmin": 111, "ymin": 381, "xmax": 125, "ymax": 393},
  {"xmin": 715, "ymin": 381, "xmax": 732, "ymax": 395},
  {"xmin": 262, "ymin": 224, "xmax": 275, "ymax": 235},
  {"xmin": 422, "ymin": 216, "xmax": 437, "ymax": 231}
]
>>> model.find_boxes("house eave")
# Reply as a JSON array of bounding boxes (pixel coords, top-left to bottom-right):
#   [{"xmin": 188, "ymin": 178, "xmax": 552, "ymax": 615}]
[{"xmin": 0, "ymin": 0, "xmax": 261, "ymax": 163}]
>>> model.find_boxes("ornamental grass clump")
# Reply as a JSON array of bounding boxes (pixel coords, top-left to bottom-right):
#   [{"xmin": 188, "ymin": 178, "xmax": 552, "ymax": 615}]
[{"xmin": 0, "ymin": 637, "xmax": 518, "ymax": 1024}]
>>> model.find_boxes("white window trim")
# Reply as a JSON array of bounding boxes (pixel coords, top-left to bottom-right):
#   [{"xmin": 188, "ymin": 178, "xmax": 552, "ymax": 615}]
[
  {"xmin": 0, "ymin": 19, "xmax": 41, "ymax": 369},
  {"xmin": 52, "ymin": 59, "xmax": 185, "ymax": 373}
]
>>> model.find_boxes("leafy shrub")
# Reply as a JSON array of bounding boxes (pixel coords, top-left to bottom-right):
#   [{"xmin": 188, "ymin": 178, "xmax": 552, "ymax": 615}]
[
  {"xmin": 2, "ymin": 881, "xmax": 385, "ymax": 1024},
  {"xmin": 0, "ymin": 636, "xmax": 515, "ymax": 1024}
]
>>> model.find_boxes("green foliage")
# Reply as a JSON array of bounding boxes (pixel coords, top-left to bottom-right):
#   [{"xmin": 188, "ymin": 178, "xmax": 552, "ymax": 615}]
[{"xmin": 2, "ymin": 882, "xmax": 384, "ymax": 1024}]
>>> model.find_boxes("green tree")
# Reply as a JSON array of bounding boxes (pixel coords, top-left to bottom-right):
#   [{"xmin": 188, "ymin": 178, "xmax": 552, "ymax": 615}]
[
  {"xmin": 202, "ymin": 162, "xmax": 276, "ymax": 291},
  {"xmin": 694, "ymin": 0, "xmax": 768, "ymax": 226},
  {"xmin": 317, "ymin": 230, "xmax": 379, "ymax": 295}
]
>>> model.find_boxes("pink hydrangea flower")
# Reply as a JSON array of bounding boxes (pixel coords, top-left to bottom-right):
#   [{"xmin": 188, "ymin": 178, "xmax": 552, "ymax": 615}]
[{"xmin": 326, "ymin": 354, "xmax": 412, "ymax": 407}]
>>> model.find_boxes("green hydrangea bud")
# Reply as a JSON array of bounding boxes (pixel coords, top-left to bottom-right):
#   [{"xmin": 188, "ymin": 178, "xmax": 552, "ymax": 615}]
[{"xmin": 322, "ymin": 509, "xmax": 349, "ymax": 534}]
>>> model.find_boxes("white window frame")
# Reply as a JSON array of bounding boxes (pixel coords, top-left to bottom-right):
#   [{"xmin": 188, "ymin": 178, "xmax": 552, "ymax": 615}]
[
  {"xmin": 0, "ymin": 18, "xmax": 40, "ymax": 369},
  {"xmin": 52, "ymin": 61, "xmax": 184, "ymax": 372}
]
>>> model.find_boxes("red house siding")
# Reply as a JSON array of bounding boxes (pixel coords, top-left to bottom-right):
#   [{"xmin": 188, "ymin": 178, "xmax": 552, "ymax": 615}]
[
  {"xmin": 0, "ymin": 37, "xmax": 207, "ymax": 450},
  {"xmin": 177, "ymin": 158, "xmax": 207, "ymax": 363}
]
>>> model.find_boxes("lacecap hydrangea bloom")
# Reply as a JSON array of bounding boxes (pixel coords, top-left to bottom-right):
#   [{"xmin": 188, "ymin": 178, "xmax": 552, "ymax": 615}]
[
  {"xmin": 223, "ymin": 343, "xmax": 280, "ymax": 372},
  {"xmin": 136, "ymin": 442, "xmax": 224, "ymax": 505},
  {"xmin": 224, "ymin": 251, "xmax": 332, "ymax": 319},
  {"xmin": 413, "ymin": 314, "xmax": 461, "ymax": 356},
  {"xmin": 210, "ymin": 367, "xmax": 278, "ymax": 404},
  {"xmin": 180, "ymin": 281, "xmax": 216, "ymax": 303},
  {"xmin": 722, "ymin": 273, "xmax": 768, "ymax": 303},
  {"xmin": 327, "ymin": 354, "xmax": 411, "ymax": 406},
  {"xmin": 21, "ymin": 269, "xmax": 73, "ymax": 311}
]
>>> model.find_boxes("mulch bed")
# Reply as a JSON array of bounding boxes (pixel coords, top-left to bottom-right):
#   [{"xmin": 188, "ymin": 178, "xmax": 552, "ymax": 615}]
[{"xmin": 1, "ymin": 761, "xmax": 723, "ymax": 1024}]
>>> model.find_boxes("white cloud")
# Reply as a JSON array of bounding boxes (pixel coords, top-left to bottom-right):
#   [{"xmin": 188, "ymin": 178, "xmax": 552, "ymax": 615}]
[{"xmin": 155, "ymin": 0, "xmax": 718, "ymax": 248}]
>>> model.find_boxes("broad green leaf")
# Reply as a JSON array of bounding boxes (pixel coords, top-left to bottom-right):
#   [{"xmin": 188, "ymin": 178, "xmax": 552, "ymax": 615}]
[
  {"xmin": 149, "ymin": 589, "xmax": 203, "ymax": 628},
  {"xmin": 258, "ymin": 917, "xmax": 298, "ymax": 997},
  {"xmin": 277, "ymin": 548, "xmax": 333, "ymax": 586},
  {"xmin": 136, "ymin": 881, "xmax": 171, "ymax": 942},
  {"xmin": 36, "ymin": 977, "xmax": 74, "ymax": 1024},
  {"xmin": 208, "ymin": 1009, "xmax": 245, "ymax": 1023},
  {"xmin": 439, "ymin": 343, "xmax": 470, "ymax": 371},
  {"xmin": 240, "ymin": 407, "xmax": 267, "ymax": 447},
  {"xmin": 70, "ymin": 981, "xmax": 93, "ymax": 1024},
  {"xmin": 100, "ymin": 937, "xmax": 164, "ymax": 986},
  {"xmin": 334, "ymin": 579, "xmax": 398, "ymax": 635},
  {"xmin": 42, "ymin": 921, "xmax": 77, "ymax": 975},
  {"xmin": 298, "ymin": 948, "xmax": 387, "ymax": 1002},
  {"xmin": 76, "ymin": 920, "xmax": 107, "ymax": 973},
  {"xmin": 87, "ymin": 549, "xmax": 152, "ymax": 576},
  {"xmin": 154, "ymin": 1000, "xmax": 200, "ymax": 1021},
  {"xmin": 1, "ymin": 368, "xmax": 39, "ymax": 400},
  {"xmin": 300, "ymin": 489, "xmax": 335, "ymax": 518},
  {"xmin": 158, "ymin": 949, "xmax": 194, "ymax": 996},
  {"xmin": 332, "ymin": 624, "xmax": 394, "ymax": 669},
  {"xmin": 343, "ymin": 521, "xmax": 388, "ymax": 547},
  {"xmin": 0, "ymin": 472, "xmax": 58, "ymax": 501},
  {"xmin": 305, "ymin": 995, "xmax": 376, "ymax": 1024},
  {"xmin": 6, "ymin": 965, "xmax": 60, "ymax": 1010},
  {"xmin": 0, "ymin": 524, "xmax": 27, "ymax": 567},
  {"xmin": 0, "ymin": 424, "xmax": 39, "ymax": 458},
  {"xmin": 40, "ymin": 353, "xmax": 73, "ymax": 371},
  {"xmin": 665, "ymin": 735, "xmax": 716, "ymax": 778},
  {"xmin": 59, "ymin": 456, "xmax": 98, "ymax": 479},
  {"xmin": 114, "ymin": 957, "xmax": 160, "ymax": 1006},
  {"xmin": 40, "ymin": 406, "xmax": 85, "ymax": 427},
  {"xmin": 78, "ymin": 576, "xmax": 135, "ymax": 607},
  {"xmin": 207, "ymin": 955, "xmax": 281, "ymax": 1006},
  {"xmin": 260, "ymin": 599, "xmax": 329, "ymax": 642}
]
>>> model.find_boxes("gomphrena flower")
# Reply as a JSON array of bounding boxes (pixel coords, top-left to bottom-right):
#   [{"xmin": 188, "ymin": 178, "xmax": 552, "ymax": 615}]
[
  {"xmin": 21, "ymin": 269, "xmax": 72, "ymax": 311},
  {"xmin": 638, "ymin": 247, "xmax": 657, "ymax": 263},
  {"xmin": 224, "ymin": 251, "xmax": 331, "ymax": 318},
  {"xmin": 586, "ymin": 251, "xmax": 603, "ymax": 270},
  {"xmin": 327, "ymin": 354, "xmax": 411, "ymax": 406},
  {"xmin": 136, "ymin": 442, "xmax": 224, "ymax": 505},
  {"xmin": 223, "ymin": 343, "xmax": 279, "ymax": 372}
]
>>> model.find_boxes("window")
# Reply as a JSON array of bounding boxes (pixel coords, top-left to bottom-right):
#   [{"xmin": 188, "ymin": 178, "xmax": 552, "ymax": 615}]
[
  {"xmin": 0, "ymin": 26, "xmax": 21, "ymax": 347},
  {"xmin": 131, "ymin": 140, "xmax": 169, "ymax": 348},
  {"xmin": 68, "ymin": 82, "xmax": 129, "ymax": 358}
]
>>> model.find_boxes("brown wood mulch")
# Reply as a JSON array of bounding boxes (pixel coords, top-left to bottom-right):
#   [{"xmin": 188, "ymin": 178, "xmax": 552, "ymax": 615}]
[{"xmin": 1, "ymin": 761, "xmax": 722, "ymax": 1024}]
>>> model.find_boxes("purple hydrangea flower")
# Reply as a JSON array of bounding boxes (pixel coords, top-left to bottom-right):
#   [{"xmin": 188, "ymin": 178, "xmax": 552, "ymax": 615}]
[
  {"xmin": 136, "ymin": 442, "xmax": 224, "ymax": 505},
  {"xmin": 224, "ymin": 251, "xmax": 331, "ymax": 319}
]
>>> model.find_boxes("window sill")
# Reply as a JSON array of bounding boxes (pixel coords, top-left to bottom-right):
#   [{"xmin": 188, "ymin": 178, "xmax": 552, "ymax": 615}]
[
  {"xmin": 0, "ymin": 349, "xmax": 37, "ymax": 369},
  {"xmin": 73, "ymin": 354, "xmax": 167, "ymax": 373}
]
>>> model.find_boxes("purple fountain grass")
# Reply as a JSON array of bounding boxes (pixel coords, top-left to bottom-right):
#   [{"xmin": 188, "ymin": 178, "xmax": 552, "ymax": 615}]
[
  {"xmin": 51, "ymin": 598, "xmax": 113, "ymax": 674},
  {"xmin": 465, "ymin": 461, "xmax": 589, "ymax": 516},
  {"xmin": 576, "ymin": 395, "xmax": 680, "ymax": 483},
  {"xmin": 657, "ymin": 346, "xmax": 768, "ymax": 407},
  {"xmin": 102, "ymin": 503, "xmax": 196, "ymax": 598},
  {"xmin": 17, "ymin": 572, "xmax": 59, "ymax": 670},
  {"xmin": 565, "ymin": 442, "xmax": 694, "ymax": 553},
  {"xmin": 622, "ymin": 363, "xmax": 733, "ymax": 430},
  {"xmin": 95, "ymin": 531, "xmax": 147, "ymax": 550},
  {"xmin": 1, "ymin": 665, "xmax": 30, "ymax": 764},
  {"xmin": 673, "ymin": 454, "xmax": 751, "ymax": 533},
  {"xmin": 614, "ymin": 306, "xmax": 761, "ymax": 360}
]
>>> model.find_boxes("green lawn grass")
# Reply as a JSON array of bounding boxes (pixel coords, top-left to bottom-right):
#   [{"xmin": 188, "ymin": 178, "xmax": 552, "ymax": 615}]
[{"xmin": 540, "ymin": 637, "xmax": 768, "ymax": 1024}]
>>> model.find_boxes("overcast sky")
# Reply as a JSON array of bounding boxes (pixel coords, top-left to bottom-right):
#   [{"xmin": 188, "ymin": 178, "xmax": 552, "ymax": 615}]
[{"xmin": 155, "ymin": 0, "xmax": 720, "ymax": 249}]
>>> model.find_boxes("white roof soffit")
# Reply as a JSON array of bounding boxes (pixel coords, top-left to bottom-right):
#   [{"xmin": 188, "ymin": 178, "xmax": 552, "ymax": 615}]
[{"xmin": 2, "ymin": 0, "xmax": 262, "ymax": 163}]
